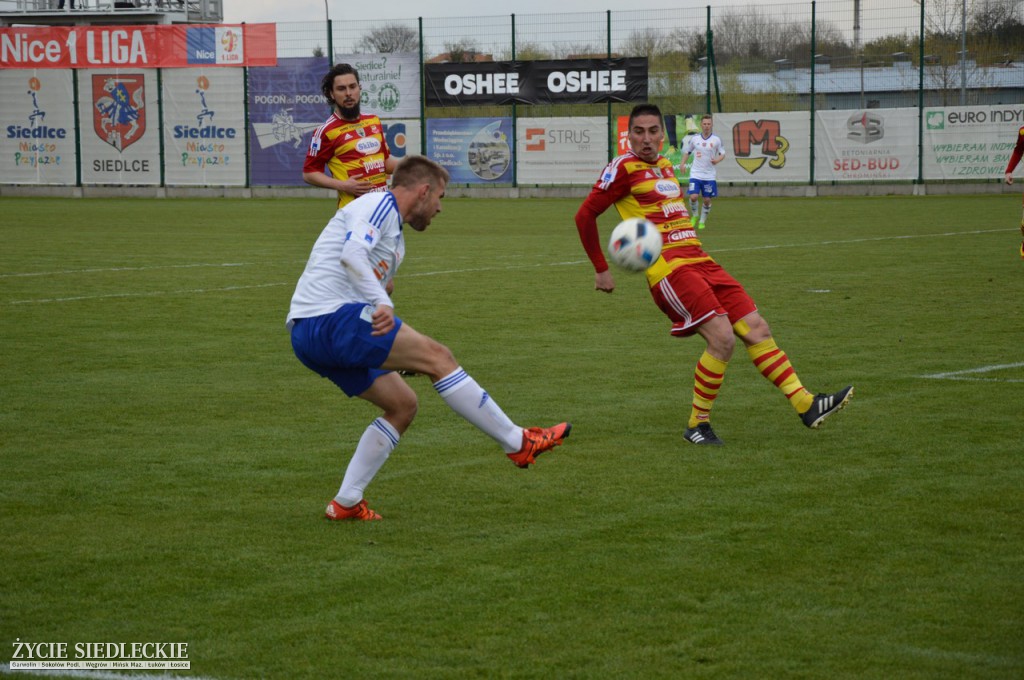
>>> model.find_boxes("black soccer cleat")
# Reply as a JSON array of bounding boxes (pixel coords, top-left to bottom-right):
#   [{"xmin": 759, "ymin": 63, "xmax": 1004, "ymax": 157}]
[
  {"xmin": 800, "ymin": 385, "xmax": 854, "ymax": 429},
  {"xmin": 683, "ymin": 423, "xmax": 724, "ymax": 446}
]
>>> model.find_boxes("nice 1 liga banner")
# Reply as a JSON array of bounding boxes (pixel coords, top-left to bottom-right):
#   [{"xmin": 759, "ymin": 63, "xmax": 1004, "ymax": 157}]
[
  {"xmin": 79, "ymin": 69, "xmax": 160, "ymax": 185},
  {"xmin": 0, "ymin": 69, "xmax": 77, "ymax": 185},
  {"xmin": 162, "ymin": 68, "xmax": 246, "ymax": 186}
]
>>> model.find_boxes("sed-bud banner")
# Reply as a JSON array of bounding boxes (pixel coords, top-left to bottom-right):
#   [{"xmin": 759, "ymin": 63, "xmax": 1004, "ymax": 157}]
[{"xmin": 425, "ymin": 58, "xmax": 647, "ymax": 106}]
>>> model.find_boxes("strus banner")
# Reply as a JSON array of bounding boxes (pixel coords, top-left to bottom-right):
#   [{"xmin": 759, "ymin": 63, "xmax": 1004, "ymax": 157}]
[
  {"xmin": 425, "ymin": 58, "xmax": 647, "ymax": 106},
  {"xmin": 0, "ymin": 24, "xmax": 277, "ymax": 69}
]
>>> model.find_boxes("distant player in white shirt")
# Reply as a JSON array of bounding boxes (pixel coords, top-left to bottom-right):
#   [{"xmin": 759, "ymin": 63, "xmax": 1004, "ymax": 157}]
[
  {"xmin": 680, "ymin": 114, "xmax": 726, "ymax": 229},
  {"xmin": 287, "ymin": 156, "xmax": 571, "ymax": 521}
]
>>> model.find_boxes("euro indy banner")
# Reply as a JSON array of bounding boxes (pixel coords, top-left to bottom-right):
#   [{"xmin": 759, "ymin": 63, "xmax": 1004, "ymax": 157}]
[
  {"xmin": 425, "ymin": 58, "xmax": 647, "ymax": 106},
  {"xmin": 0, "ymin": 69, "xmax": 77, "ymax": 185}
]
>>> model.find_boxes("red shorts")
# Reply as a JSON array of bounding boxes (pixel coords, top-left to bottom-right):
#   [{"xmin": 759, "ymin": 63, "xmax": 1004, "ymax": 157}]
[{"xmin": 648, "ymin": 261, "xmax": 757, "ymax": 337}]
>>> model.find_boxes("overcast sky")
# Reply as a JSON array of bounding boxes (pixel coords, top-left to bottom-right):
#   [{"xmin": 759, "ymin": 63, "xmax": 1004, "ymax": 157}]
[
  {"xmin": 223, "ymin": 0, "xmax": 690, "ymax": 24},
  {"xmin": 220, "ymin": 0, "xmax": 881, "ymax": 25},
  {"xmin": 221, "ymin": 0, "xmax": 913, "ymax": 44}
]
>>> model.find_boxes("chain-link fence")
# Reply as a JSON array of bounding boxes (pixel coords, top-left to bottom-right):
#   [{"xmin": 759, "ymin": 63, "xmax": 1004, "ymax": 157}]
[{"xmin": 295, "ymin": 0, "xmax": 1024, "ymax": 117}]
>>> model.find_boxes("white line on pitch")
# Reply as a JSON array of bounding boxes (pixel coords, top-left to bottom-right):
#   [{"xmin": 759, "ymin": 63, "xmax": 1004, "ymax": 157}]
[
  {"xmin": 0, "ymin": 262, "xmax": 251, "ymax": 279},
  {"xmin": 919, "ymin": 362, "xmax": 1024, "ymax": 383},
  {"xmin": 9, "ymin": 282, "xmax": 288, "ymax": 305},
  {"xmin": 5, "ymin": 228, "xmax": 1014, "ymax": 305}
]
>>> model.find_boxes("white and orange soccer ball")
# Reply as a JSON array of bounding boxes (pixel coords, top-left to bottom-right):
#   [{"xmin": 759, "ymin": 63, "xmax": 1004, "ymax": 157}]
[{"xmin": 607, "ymin": 217, "xmax": 662, "ymax": 272}]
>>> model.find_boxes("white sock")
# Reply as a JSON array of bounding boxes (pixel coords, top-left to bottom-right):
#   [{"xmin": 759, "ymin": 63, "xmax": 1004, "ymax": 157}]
[
  {"xmin": 701, "ymin": 203, "xmax": 712, "ymax": 223},
  {"xmin": 689, "ymin": 197, "xmax": 699, "ymax": 219},
  {"xmin": 434, "ymin": 367, "xmax": 523, "ymax": 453},
  {"xmin": 335, "ymin": 417, "xmax": 399, "ymax": 507}
]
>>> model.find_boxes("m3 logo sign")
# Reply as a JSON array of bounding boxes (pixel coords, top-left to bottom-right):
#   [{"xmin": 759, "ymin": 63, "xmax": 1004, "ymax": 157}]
[{"xmin": 731, "ymin": 119, "xmax": 788, "ymax": 174}]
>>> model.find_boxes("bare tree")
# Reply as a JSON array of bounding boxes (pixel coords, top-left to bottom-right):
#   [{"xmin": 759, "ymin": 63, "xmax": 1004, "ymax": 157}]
[
  {"xmin": 356, "ymin": 23, "xmax": 419, "ymax": 53},
  {"xmin": 620, "ymin": 27, "xmax": 670, "ymax": 59}
]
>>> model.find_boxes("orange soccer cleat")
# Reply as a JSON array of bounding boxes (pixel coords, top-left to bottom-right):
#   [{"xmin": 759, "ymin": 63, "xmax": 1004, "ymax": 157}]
[
  {"xmin": 507, "ymin": 422, "xmax": 572, "ymax": 468},
  {"xmin": 325, "ymin": 499, "xmax": 381, "ymax": 521}
]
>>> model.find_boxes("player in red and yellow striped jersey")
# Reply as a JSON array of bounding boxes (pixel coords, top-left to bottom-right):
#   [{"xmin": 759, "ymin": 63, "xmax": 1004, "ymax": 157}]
[
  {"xmin": 303, "ymin": 63, "xmax": 398, "ymax": 209},
  {"xmin": 575, "ymin": 103, "xmax": 852, "ymax": 445},
  {"xmin": 1003, "ymin": 124, "xmax": 1024, "ymax": 259}
]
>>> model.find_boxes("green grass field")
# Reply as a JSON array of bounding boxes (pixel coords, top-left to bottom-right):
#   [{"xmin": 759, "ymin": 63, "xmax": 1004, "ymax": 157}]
[{"xmin": 1, "ymin": 194, "xmax": 1022, "ymax": 679}]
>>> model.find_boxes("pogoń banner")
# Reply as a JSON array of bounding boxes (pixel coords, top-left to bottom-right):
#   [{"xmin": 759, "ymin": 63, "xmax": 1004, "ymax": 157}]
[
  {"xmin": 247, "ymin": 56, "xmax": 330, "ymax": 186},
  {"xmin": 425, "ymin": 58, "xmax": 647, "ymax": 106},
  {"xmin": 0, "ymin": 24, "xmax": 277, "ymax": 69}
]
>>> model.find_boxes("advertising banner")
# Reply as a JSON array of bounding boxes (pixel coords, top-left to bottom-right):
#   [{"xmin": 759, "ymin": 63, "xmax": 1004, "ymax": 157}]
[
  {"xmin": 815, "ymin": 108, "xmax": 918, "ymax": 182},
  {"xmin": 517, "ymin": 117, "xmax": 607, "ymax": 185},
  {"xmin": 162, "ymin": 68, "xmax": 246, "ymax": 186},
  {"xmin": 247, "ymin": 56, "xmax": 330, "ymax": 186},
  {"xmin": 382, "ymin": 119, "xmax": 422, "ymax": 160},
  {"xmin": 79, "ymin": 69, "xmax": 160, "ymax": 185},
  {"xmin": 426, "ymin": 117, "xmax": 513, "ymax": 184},
  {"xmin": 335, "ymin": 52, "xmax": 421, "ymax": 119},
  {"xmin": 0, "ymin": 69, "xmax": 77, "ymax": 185},
  {"xmin": 425, "ymin": 58, "xmax": 647, "ymax": 106},
  {"xmin": 922, "ymin": 104, "xmax": 1024, "ymax": 180},
  {"xmin": 0, "ymin": 24, "xmax": 276, "ymax": 69},
  {"xmin": 716, "ymin": 112, "xmax": 811, "ymax": 183}
]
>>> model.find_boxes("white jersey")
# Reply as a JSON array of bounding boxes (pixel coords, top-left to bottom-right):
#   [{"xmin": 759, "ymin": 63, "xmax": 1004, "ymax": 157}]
[
  {"xmin": 683, "ymin": 133, "xmax": 725, "ymax": 181},
  {"xmin": 287, "ymin": 191, "xmax": 404, "ymax": 327}
]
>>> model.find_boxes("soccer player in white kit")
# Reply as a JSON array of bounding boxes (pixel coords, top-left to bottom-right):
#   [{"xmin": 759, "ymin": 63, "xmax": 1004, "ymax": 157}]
[
  {"xmin": 287, "ymin": 156, "xmax": 571, "ymax": 521},
  {"xmin": 680, "ymin": 114, "xmax": 726, "ymax": 229}
]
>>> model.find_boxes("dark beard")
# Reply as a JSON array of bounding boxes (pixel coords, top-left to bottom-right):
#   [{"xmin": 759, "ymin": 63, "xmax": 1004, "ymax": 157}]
[{"xmin": 337, "ymin": 103, "xmax": 361, "ymax": 120}]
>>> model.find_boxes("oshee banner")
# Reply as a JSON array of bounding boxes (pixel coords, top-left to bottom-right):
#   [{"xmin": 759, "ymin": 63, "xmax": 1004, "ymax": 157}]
[
  {"xmin": 0, "ymin": 24, "xmax": 277, "ymax": 69},
  {"xmin": 425, "ymin": 58, "xmax": 647, "ymax": 106},
  {"xmin": 0, "ymin": 69, "xmax": 77, "ymax": 185},
  {"xmin": 162, "ymin": 69, "xmax": 246, "ymax": 186},
  {"xmin": 335, "ymin": 52, "xmax": 420, "ymax": 119},
  {"xmin": 426, "ymin": 118, "xmax": 513, "ymax": 184},
  {"xmin": 716, "ymin": 112, "xmax": 811, "ymax": 183},
  {"xmin": 815, "ymin": 108, "xmax": 918, "ymax": 182},
  {"xmin": 79, "ymin": 69, "xmax": 160, "ymax": 185},
  {"xmin": 517, "ymin": 117, "xmax": 607, "ymax": 185},
  {"xmin": 247, "ymin": 56, "xmax": 330, "ymax": 186},
  {"xmin": 922, "ymin": 105, "xmax": 1024, "ymax": 180}
]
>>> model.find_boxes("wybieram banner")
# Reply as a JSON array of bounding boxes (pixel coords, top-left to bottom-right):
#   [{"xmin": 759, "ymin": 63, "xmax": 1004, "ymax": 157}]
[{"xmin": 425, "ymin": 58, "xmax": 647, "ymax": 106}]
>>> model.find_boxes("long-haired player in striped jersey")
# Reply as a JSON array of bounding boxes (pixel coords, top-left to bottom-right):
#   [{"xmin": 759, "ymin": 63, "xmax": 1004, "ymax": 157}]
[
  {"xmin": 1003, "ymin": 123, "xmax": 1024, "ymax": 259},
  {"xmin": 575, "ymin": 104, "xmax": 852, "ymax": 445},
  {"xmin": 288, "ymin": 156, "xmax": 570, "ymax": 520}
]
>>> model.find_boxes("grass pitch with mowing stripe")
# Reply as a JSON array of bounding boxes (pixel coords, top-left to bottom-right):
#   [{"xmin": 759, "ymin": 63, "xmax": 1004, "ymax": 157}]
[{"xmin": 1, "ymin": 195, "xmax": 1021, "ymax": 678}]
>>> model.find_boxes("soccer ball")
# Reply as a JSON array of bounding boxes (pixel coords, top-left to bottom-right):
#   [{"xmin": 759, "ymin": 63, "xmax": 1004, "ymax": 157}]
[{"xmin": 607, "ymin": 217, "xmax": 662, "ymax": 272}]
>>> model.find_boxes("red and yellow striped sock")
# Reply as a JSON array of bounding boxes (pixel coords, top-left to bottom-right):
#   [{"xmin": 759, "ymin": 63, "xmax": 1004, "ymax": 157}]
[
  {"xmin": 688, "ymin": 351, "xmax": 728, "ymax": 428},
  {"xmin": 746, "ymin": 338, "xmax": 814, "ymax": 414}
]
